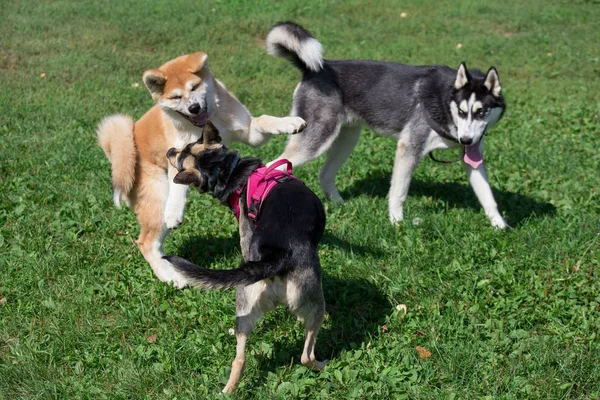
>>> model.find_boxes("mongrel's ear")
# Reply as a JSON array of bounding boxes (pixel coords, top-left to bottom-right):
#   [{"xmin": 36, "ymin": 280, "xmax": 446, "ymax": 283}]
[
  {"xmin": 166, "ymin": 147, "xmax": 179, "ymax": 168},
  {"xmin": 201, "ymin": 120, "xmax": 222, "ymax": 145},
  {"xmin": 143, "ymin": 69, "xmax": 167, "ymax": 99},
  {"xmin": 187, "ymin": 52, "xmax": 208, "ymax": 74},
  {"xmin": 173, "ymin": 170, "xmax": 200, "ymax": 186},
  {"xmin": 455, "ymin": 62, "xmax": 470, "ymax": 90},
  {"xmin": 484, "ymin": 67, "xmax": 502, "ymax": 97}
]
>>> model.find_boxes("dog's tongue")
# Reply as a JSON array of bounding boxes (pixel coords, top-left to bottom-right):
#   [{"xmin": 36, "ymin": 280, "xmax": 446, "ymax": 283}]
[
  {"xmin": 464, "ymin": 143, "xmax": 483, "ymax": 168},
  {"xmin": 191, "ymin": 111, "xmax": 209, "ymax": 126}
]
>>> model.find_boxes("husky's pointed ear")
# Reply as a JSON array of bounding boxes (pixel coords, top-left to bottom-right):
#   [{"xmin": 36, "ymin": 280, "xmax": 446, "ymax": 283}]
[
  {"xmin": 173, "ymin": 170, "xmax": 200, "ymax": 186},
  {"xmin": 455, "ymin": 62, "xmax": 470, "ymax": 90},
  {"xmin": 143, "ymin": 69, "xmax": 167, "ymax": 99},
  {"xmin": 484, "ymin": 67, "xmax": 502, "ymax": 97},
  {"xmin": 188, "ymin": 52, "xmax": 208, "ymax": 74},
  {"xmin": 201, "ymin": 120, "xmax": 222, "ymax": 145}
]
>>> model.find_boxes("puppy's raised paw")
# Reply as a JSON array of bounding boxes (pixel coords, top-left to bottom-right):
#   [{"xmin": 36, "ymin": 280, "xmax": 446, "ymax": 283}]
[{"xmin": 278, "ymin": 117, "xmax": 306, "ymax": 135}]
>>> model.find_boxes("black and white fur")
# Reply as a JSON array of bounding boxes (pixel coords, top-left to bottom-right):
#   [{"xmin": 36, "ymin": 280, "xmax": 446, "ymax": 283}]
[
  {"xmin": 164, "ymin": 121, "xmax": 328, "ymax": 393},
  {"xmin": 266, "ymin": 22, "xmax": 509, "ymax": 229}
]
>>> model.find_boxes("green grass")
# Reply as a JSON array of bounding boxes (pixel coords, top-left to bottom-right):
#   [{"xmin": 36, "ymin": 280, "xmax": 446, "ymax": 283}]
[{"xmin": 1, "ymin": 0, "xmax": 599, "ymax": 398}]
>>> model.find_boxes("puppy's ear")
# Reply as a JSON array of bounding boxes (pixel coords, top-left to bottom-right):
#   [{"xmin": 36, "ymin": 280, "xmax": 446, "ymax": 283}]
[
  {"xmin": 455, "ymin": 62, "xmax": 470, "ymax": 90},
  {"xmin": 484, "ymin": 67, "xmax": 502, "ymax": 97},
  {"xmin": 166, "ymin": 147, "xmax": 179, "ymax": 168},
  {"xmin": 143, "ymin": 69, "xmax": 167, "ymax": 99},
  {"xmin": 201, "ymin": 120, "xmax": 222, "ymax": 145},
  {"xmin": 188, "ymin": 52, "xmax": 208, "ymax": 74},
  {"xmin": 173, "ymin": 170, "xmax": 200, "ymax": 186}
]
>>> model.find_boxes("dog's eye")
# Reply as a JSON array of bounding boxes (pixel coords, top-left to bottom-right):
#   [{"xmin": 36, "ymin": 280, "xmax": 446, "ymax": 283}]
[
  {"xmin": 170, "ymin": 95, "xmax": 182, "ymax": 100},
  {"xmin": 191, "ymin": 83, "xmax": 200, "ymax": 91},
  {"xmin": 458, "ymin": 109, "xmax": 467, "ymax": 117},
  {"xmin": 476, "ymin": 109, "xmax": 487, "ymax": 118}
]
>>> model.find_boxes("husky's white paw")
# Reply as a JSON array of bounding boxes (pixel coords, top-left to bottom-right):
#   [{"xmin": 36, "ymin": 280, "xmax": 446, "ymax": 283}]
[
  {"xmin": 327, "ymin": 192, "xmax": 344, "ymax": 203},
  {"xmin": 490, "ymin": 215, "xmax": 511, "ymax": 231},
  {"xmin": 389, "ymin": 207, "xmax": 404, "ymax": 226},
  {"xmin": 164, "ymin": 211, "xmax": 184, "ymax": 230},
  {"xmin": 277, "ymin": 117, "xmax": 306, "ymax": 135}
]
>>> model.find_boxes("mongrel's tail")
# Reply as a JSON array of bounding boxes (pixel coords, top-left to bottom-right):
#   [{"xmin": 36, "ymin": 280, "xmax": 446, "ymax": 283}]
[
  {"xmin": 164, "ymin": 251, "xmax": 290, "ymax": 290},
  {"xmin": 97, "ymin": 114, "xmax": 137, "ymax": 208},
  {"xmin": 265, "ymin": 21, "xmax": 324, "ymax": 74}
]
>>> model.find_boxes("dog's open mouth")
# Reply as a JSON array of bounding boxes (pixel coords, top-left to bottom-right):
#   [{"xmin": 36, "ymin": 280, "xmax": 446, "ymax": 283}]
[
  {"xmin": 463, "ymin": 142, "xmax": 483, "ymax": 168},
  {"xmin": 179, "ymin": 110, "xmax": 209, "ymax": 127}
]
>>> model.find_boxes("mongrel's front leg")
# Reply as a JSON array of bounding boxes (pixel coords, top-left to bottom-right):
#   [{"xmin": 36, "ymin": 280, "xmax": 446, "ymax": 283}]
[
  {"xmin": 164, "ymin": 164, "xmax": 189, "ymax": 229},
  {"xmin": 388, "ymin": 140, "xmax": 420, "ymax": 225},
  {"xmin": 463, "ymin": 158, "xmax": 509, "ymax": 230},
  {"xmin": 244, "ymin": 115, "xmax": 306, "ymax": 147},
  {"xmin": 238, "ymin": 208, "xmax": 254, "ymax": 262}
]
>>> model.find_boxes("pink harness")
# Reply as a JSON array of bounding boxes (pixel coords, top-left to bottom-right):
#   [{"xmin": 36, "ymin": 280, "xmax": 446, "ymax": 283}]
[{"xmin": 227, "ymin": 159, "xmax": 298, "ymax": 225}]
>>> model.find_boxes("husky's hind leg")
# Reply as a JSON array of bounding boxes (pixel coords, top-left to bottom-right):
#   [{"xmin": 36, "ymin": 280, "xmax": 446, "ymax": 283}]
[{"xmin": 319, "ymin": 124, "xmax": 362, "ymax": 202}]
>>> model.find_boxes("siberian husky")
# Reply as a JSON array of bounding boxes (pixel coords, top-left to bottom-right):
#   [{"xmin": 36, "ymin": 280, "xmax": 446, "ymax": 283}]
[
  {"xmin": 266, "ymin": 22, "xmax": 509, "ymax": 229},
  {"xmin": 97, "ymin": 52, "xmax": 306, "ymax": 288}
]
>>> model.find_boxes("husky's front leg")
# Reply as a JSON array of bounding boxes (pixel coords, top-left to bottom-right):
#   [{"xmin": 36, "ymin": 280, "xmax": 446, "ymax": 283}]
[
  {"xmin": 463, "ymin": 144, "xmax": 509, "ymax": 230},
  {"xmin": 244, "ymin": 115, "xmax": 306, "ymax": 147},
  {"xmin": 164, "ymin": 164, "xmax": 189, "ymax": 229},
  {"xmin": 388, "ymin": 140, "xmax": 420, "ymax": 225}
]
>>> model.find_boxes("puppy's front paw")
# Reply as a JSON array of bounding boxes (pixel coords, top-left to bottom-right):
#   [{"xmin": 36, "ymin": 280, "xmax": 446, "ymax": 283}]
[
  {"xmin": 279, "ymin": 117, "xmax": 306, "ymax": 135},
  {"xmin": 164, "ymin": 211, "xmax": 184, "ymax": 230},
  {"xmin": 170, "ymin": 273, "xmax": 189, "ymax": 289}
]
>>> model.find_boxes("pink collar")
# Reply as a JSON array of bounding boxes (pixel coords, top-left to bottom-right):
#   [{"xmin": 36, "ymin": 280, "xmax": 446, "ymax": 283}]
[{"xmin": 227, "ymin": 159, "xmax": 297, "ymax": 225}]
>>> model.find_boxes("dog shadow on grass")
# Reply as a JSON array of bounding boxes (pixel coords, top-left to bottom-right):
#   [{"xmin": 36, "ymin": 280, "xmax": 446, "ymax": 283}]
[
  {"xmin": 248, "ymin": 274, "xmax": 391, "ymax": 387},
  {"xmin": 176, "ymin": 231, "xmax": 386, "ymax": 267},
  {"xmin": 342, "ymin": 169, "xmax": 556, "ymax": 226}
]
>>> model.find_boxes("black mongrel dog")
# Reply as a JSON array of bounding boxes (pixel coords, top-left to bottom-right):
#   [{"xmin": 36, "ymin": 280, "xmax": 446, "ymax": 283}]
[{"xmin": 165, "ymin": 121, "xmax": 327, "ymax": 393}]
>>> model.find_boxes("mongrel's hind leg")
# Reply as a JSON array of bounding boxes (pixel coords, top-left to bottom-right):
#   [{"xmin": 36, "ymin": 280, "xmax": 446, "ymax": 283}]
[
  {"xmin": 290, "ymin": 272, "xmax": 328, "ymax": 371},
  {"xmin": 388, "ymin": 139, "xmax": 420, "ymax": 225},
  {"xmin": 223, "ymin": 283, "xmax": 270, "ymax": 393},
  {"xmin": 319, "ymin": 124, "xmax": 362, "ymax": 202}
]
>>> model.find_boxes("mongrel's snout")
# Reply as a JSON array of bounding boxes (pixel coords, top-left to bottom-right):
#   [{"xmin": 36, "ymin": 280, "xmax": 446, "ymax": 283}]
[
  {"xmin": 188, "ymin": 103, "xmax": 201, "ymax": 115},
  {"xmin": 459, "ymin": 137, "xmax": 473, "ymax": 145}
]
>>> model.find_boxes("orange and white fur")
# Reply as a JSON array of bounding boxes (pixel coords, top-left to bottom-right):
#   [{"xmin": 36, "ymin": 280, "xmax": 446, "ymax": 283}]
[{"xmin": 97, "ymin": 52, "xmax": 305, "ymax": 288}]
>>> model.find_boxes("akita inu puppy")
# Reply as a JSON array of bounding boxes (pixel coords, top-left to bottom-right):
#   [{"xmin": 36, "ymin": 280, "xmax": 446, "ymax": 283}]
[
  {"xmin": 97, "ymin": 52, "xmax": 306, "ymax": 288},
  {"xmin": 165, "ymin": 121, "xmax": 327, "ymax": 393}
]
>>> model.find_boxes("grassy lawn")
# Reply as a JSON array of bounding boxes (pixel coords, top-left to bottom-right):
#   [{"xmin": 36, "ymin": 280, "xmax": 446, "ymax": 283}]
[{"xmin": 1, "ymin": 0, "xmax": 599, "ymax": 398}]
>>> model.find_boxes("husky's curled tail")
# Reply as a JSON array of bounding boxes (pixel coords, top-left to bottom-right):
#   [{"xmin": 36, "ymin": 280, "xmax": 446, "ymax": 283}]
[
  {"xmin": 97, "ymin": 115, "xmax": 137, "ymax": 208},
  {"xmin": 164, "ymin": 253, "xmax": 290, "ymax": 290},
  {"xmin": 266, "ymin": 22, "xmax": 324, "ymax": 74}
]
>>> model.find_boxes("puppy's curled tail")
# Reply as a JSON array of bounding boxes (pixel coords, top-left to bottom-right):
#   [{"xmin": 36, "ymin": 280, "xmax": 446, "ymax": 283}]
[
  {"xmin": 97, "ymin": 114, "xmax": 137, "ymax": 208},
  {"xmin": 266, "ymin": 21, "xmax": 324, "ymax": 73},
  {"xmin": 164, "ymin": 253, "xmax": 290, "ymax": 290}
]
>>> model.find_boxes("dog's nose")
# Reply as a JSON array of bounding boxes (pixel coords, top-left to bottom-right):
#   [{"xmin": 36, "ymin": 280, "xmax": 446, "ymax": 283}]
[
  {"xmin": 188, "ymin": 103, "xmax": 201, "ymax": 115},
  {"xmin": 460, "ymin": 137, "xmax": 473, "ymax": 145}
]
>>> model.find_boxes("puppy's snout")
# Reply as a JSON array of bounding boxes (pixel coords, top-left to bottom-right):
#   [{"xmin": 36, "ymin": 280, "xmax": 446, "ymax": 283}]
[
  {"xmin": 166, "ymin": 147, "xmax": 178, "ymax": 159},
  {"xmin": 459, "ymin": 137, "xmax": 473, "ymax": 145},
  {"xmin": 188, "ymin": 103, "xmax": 201, "ymax": 115}
]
